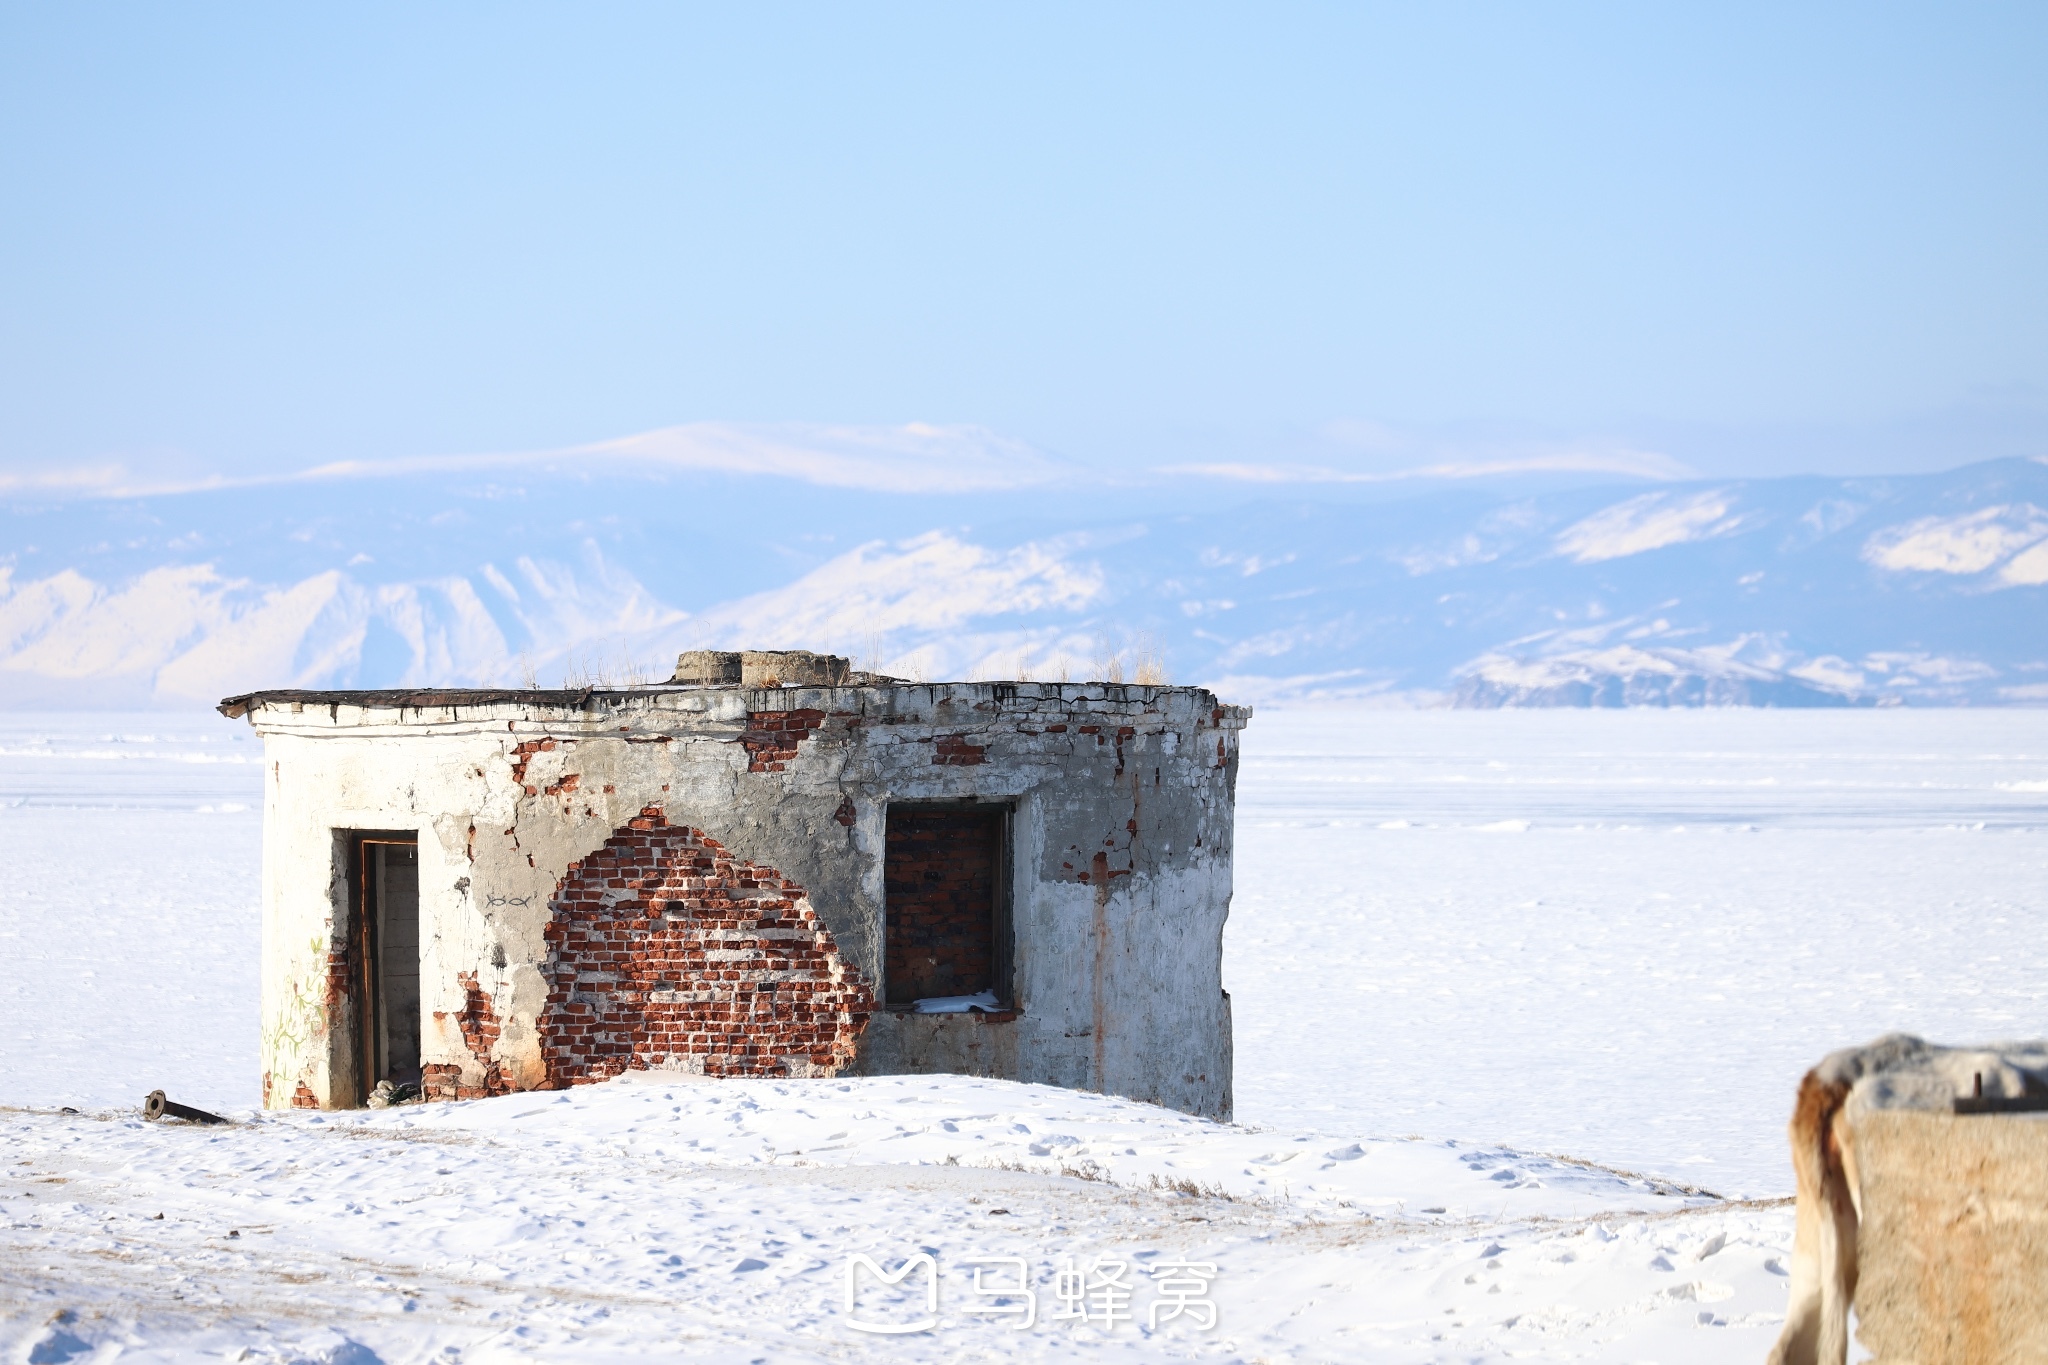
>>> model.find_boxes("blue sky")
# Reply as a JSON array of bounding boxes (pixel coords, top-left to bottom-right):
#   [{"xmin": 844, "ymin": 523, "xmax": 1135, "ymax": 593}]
[{"xmin": 1, "ymin": 3, "xmax": 2043, "ymax": 487}]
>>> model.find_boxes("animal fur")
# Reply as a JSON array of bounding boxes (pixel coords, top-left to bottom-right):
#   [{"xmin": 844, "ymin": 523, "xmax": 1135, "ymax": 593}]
[{"xmin": 1768, "ymin": 1034, "xmax": 2048, "ymax": 1365}]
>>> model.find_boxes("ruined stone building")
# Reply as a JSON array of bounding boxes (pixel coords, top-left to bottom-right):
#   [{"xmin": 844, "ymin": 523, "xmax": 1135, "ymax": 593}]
[{"xmin": 220, "ymin": 651, "xmax": 1250, "ymax": 1119}]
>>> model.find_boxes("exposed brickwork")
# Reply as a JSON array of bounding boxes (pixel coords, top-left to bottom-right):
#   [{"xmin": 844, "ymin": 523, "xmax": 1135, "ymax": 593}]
[
  {"xmin": 293, "ymin": 876, "xmax": 374, "ymax": 1111},
  {"xmin": 834, "ymin": 795, "xmax": 857, "ymax": 827},
  {"xmin": 741, "ymin": 710, "xmax": 827, "ymax": 773},
  {"xmin": 322, "ymin": 936, "xmax": 351, "ymax": 1011},
  {"xmin": 538, "ymin": 808, "xmax": 873, "ymax": 1083},
  {"xmin": 310, "ymin": 924, "xmax": 354, "ymax": 1111},
  {"xmin": 424, "ymin": 971, "xmax": 510, "ymax": 1100},
  {"xmin": 884, "ymin": 808, "xmax": 1001, "ymax": 1005},
  {"xmin": 510, "ymin": 737, "xmax": 558, "ymax": 794},
  {"xmin": 1070, "ymin": 723, "xmax": 1139, "ymax": 773},
  {"xmin": 932, "ymin": 734, "xmax": 987, "ymax": 766}
]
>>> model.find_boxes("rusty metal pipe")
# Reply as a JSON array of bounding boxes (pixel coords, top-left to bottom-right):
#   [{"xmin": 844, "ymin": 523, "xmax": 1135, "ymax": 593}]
[{"xmin": 143, "ymin": 1090, "xmax": 228, "ymax": 1125}]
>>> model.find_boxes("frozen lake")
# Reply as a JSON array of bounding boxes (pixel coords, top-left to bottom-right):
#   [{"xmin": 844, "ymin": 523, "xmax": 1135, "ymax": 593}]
[
  {"xmin": 1228, "ymin": 707, "xmax": 2048, "ymax": 1196},
  {"xmin": 3, "ymin": 707, "xmax": 2044, "ymax": 1195}
]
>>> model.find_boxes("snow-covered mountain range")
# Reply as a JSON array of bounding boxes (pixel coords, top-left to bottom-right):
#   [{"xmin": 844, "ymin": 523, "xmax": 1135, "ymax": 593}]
[{"xmin": 3, "ymin": 435, "xmax": 2044, "ymax": 707}]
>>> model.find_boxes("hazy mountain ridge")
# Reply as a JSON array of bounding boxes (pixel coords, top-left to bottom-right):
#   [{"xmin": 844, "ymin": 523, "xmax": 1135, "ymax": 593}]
[{"xmin": 1, "ymin": 457, "xmax": 2043, "ymax": 707}]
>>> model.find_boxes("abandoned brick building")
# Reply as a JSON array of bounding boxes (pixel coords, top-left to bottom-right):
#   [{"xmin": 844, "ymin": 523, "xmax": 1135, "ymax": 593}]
[{"xmin": 220, "ymin": 651, "xmax": 1251, "ymax": 1119}]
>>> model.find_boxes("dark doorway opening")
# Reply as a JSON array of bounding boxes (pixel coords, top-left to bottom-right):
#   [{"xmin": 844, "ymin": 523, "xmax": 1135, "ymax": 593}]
[
  {"xmin": 346, "ymin": 833, "xmax": 420, "ymax": 1104},
  {"xmin": 883, "ymin": 803, "xmax": 1011, "ymax": 1007}
]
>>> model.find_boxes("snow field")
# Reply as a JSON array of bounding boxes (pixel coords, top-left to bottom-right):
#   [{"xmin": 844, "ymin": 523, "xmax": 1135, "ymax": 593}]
[
  {"xmin": 1228, "ymin": 707, "xmax": 2048, "ymax": 1195},
  {"xmin": 2, "ymin": 706, "xmax": 2045, "ymax": 1360}
]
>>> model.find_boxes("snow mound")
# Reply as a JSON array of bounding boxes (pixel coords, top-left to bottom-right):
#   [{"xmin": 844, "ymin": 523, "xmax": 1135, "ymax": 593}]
[{"xmin": 372, "ymin": 1072, "xmax": 1718, "ymax": 1221}]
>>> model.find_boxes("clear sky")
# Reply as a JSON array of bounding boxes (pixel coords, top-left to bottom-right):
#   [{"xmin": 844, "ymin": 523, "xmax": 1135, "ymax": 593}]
[{"xmin": 1, "ymin": 2, "xmax": 2043, "ymax": 486}]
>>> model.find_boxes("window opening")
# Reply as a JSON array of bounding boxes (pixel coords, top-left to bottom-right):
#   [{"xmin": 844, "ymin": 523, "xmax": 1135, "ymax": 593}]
[{"xmin": 883, "ymin": 804, "xmax": 1011, "ymax": 1008}]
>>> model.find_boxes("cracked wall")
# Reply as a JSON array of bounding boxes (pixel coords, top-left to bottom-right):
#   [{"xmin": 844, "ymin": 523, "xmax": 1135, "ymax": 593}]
[{"xmin": 238, "ymin": 681, "xmax": 1248, "ymax": 1118}]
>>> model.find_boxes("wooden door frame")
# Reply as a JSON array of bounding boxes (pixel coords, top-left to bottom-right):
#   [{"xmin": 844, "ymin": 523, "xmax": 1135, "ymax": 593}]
[{"xmin": 344, "ymin": 831, "xmax": 418, "ymax": 1106}]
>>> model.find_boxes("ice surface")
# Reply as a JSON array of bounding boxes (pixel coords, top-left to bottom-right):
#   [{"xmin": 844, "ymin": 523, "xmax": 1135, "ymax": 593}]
[
  {"xmin": 2, "ymin": 706, "xmax": 2043, "ymax": 1359},
  {"xmin": 1227, "ymin": 707, "xmax": 2048, "ymax": 1196},
  {"xmin": 0, "ymin": 715, "xmax": 263, "ymax": 1117}
]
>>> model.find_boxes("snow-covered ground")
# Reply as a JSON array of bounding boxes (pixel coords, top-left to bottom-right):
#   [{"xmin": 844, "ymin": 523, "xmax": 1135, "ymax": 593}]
[
  {"xmin": 3, "ymin": 706, "xmax": 2044, "ymax": 1361},
  {"xmin": 1, "ymin": 1078, "xmax": 1786, "ymax": 1364}
]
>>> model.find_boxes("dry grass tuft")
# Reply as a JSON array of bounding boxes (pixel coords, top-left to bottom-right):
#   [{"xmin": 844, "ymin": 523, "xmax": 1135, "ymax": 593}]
[
  {"xmin": 1147, "ymin": 1172, "xmax": 1229, "ymax": 1200},
  {"xmin": 1131, "ymin": 634, "xmax": 1167, "ymax": 686}
]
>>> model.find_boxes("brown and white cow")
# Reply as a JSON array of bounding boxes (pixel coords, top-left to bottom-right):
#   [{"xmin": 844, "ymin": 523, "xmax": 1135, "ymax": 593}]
[{"xmin": 1768, "ymin": 1033, "xmax": 2048, "ymax": 1365}]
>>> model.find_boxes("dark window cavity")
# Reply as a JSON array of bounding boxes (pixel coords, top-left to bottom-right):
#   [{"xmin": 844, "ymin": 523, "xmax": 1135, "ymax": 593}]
[{"xmin": 883, "ymin": 804, "xmax": 1011, "ymax": 1007}]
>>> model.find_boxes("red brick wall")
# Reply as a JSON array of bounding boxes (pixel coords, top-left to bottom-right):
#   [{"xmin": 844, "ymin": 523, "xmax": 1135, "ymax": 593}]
[
  {"xmin": 320, "ymin": 913, "xmax": 353, "ymax": 1019},
  {"xmin": 510, "ymin": 737, "xmax": 558, "ymax": 793},
  {"xmin": 884, "ymin": 808, "xmax": 1002, "ymax": 1005},
  {"xmin": 537, "ymin": 808, "xmax": 873, "ymax": 1084},
  {"xmin": 740, "ymin": 710, "xmax": 827, "ymax": 772},
  {"xmin": 932, "ymin": 733, "xmax": 987, "ymax": 765},
  {"xmin": 424, "ymin": 971, "xmax": 509, "ymax": 1100}
]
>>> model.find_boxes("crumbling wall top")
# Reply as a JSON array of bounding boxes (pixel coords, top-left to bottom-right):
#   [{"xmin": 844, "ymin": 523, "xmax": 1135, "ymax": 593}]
[{"xmin": 217, "ymin": 680, "xmax": 1252, "ymax": 733}]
